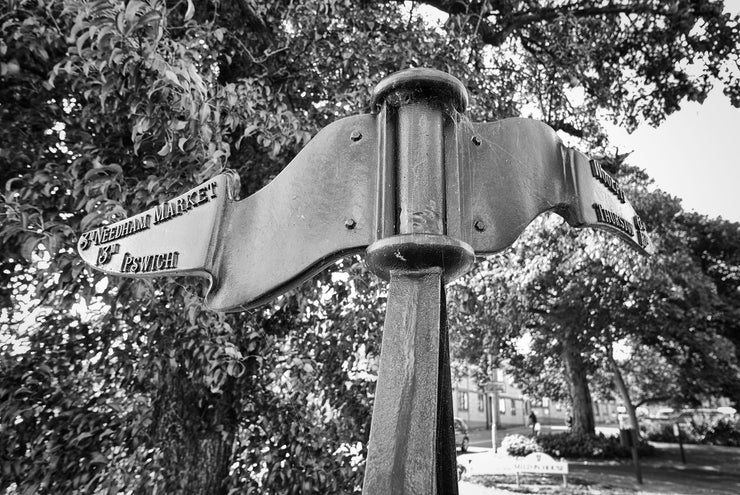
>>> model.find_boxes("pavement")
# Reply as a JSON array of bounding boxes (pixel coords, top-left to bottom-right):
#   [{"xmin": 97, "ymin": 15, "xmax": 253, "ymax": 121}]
[{"xmin": 456, "ymin": 424, "xmax": 740, "ymax": 494}]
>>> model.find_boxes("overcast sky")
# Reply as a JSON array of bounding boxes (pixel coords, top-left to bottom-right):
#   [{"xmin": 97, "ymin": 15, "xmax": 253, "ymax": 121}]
[
  {"xmin": 606, "ymin": 1, "xmax": 740, "ymax": 223},
  {"xmin": 607, "ymin": 83, "xmax": 740, "ymax": 224}
]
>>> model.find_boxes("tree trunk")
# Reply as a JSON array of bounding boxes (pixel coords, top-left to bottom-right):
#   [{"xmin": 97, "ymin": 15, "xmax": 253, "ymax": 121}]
[
  {"xmin": 149, "ymin": 373, "xmax": 236, "ymax": 495},
  {"xmin": 607, "ymin": 350, "xmax": 641, "ymax": 439},
  {"xmin": 561, "ymin": 327, "xmax": 595, "ymax": 435}
]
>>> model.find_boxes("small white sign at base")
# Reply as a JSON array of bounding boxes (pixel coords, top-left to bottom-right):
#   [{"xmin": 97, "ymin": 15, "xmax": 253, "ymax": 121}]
[
  {"xmin": 513, "ymin": 452, "xmax": 569, "ymax": 488},
  {"xmin": 512, "ymin": 452, "xmax": 568, "ymax": 474}
]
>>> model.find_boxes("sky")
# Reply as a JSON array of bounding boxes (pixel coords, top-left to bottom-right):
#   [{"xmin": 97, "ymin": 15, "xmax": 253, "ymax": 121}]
[
  {"xmin": 606, "ymin": 85, "xmax": 740, "ymax": 224},
  {"xmin": 599, "ymin": 0, "xmax": 740, "ymax": 224},
  {"xmin": 606, "ymin": 0, "xmax": 740, "ymax": 224}
]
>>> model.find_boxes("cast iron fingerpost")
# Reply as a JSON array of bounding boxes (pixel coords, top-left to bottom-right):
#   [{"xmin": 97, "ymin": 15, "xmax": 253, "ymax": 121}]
[
  {"xmin": 77, "ymin": 66, "xmax": 654, "ymax": 494},
  {"xmin": 362, "ymin": 69, "xmax": 475, "ymax": 495}
]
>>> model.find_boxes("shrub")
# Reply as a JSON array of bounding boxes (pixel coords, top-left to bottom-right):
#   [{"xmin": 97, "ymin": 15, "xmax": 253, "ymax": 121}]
[
  {"xmin": 642, "ymin": 415, "xmax": 740, "ymax": 446},
  {"xmin": 642, "ymin": 421, "xmax": 697, "ymax": 443},
  {"xmin": 537, "ymin": 432, "xmax": 654, "ymax": 460},
  {"xmin": 501, "ymin": 434, "xmax": 542, "ymax": 457},
  {"xmin": 702, "ymin": 417, "xmax": 740, "ymax": 447}
]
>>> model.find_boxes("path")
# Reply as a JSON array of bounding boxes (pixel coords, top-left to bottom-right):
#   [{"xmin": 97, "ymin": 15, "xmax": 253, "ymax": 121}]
[{"xmin": 457, "ymin": 429, "xmax": 740, "ymax": 494}]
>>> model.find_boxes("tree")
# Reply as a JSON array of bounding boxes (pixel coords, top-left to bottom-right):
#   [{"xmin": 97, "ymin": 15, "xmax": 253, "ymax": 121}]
[
  {"xmin": 678, "ymin": 212, "xmax": 740, "ymax": 404},
  {"xmin": 449, "ymin": 165, "xmax": 740, "ymax": 436},
  {"xmin": 2, "ymin": 0, "xmax": 740, "ymax": 492}
]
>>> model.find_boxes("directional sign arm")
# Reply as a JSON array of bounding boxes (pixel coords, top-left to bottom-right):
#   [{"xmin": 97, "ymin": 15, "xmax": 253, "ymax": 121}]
[
  {"xmin": 77, "ymin": 172, "xmax": 239, "ymax": 280},
  {"xmin": 77, "ymin": 114, "xmax": 379, "ymax": 312},
  {"xmin": 466, "ymin": 118, "xmax": 653, "ymax": 255},
  {"xmin": 205, "ymin": 114, "xmax": 379, "ymax": 311}
]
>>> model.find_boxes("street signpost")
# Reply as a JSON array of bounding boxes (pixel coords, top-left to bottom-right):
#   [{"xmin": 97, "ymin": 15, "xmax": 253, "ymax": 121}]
[{"xmin": 78, "ymin": 68, "xmax": 652, "ymax": 494}]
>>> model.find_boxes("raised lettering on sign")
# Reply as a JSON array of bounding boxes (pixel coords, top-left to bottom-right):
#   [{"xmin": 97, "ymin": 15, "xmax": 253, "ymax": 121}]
[
  {"xmin": 592, "ymin": 203, "xmax": 634, "ymax": 237},
  {"xmin": 96, "ymin": 243, "xmax": 120, "ymax": 266},
  {"xmin": 633, "ymin": 215, "xmax": 649, "ymax": 249},
  {"xmin": 154, "ymin": 181, "xmax": 218, "ymax": 225},
  {"xmin": 120, "ymin": 251, "xmax": 180, "ymax": 273},
  {"xmin": 79, "ymin": 215, "xmax": 151, "ymax": 251},
  {"xmin": 590, "ymin": 159, "xmax": 626, "ymax": 203}
]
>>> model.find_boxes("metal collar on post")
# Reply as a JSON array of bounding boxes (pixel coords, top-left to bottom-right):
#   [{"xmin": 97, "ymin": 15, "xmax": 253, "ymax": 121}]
[{"xmin": 365, "ymin": 68, "xmax": 475, "ymax": 283}]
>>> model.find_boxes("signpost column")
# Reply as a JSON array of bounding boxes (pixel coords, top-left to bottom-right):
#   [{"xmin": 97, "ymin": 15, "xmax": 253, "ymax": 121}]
[{"xmin": 362, "ymin": 71, "xmax": 474, "ymax": 494}]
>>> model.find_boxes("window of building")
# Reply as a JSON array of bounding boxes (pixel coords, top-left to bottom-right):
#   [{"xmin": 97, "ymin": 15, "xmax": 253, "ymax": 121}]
[
  {"xmin": 478, "ymin": 393, "xmax": 485, "ymax": 412},
  {"xmin": 555, "ymin": 402, "xmax": 562, "ymax": 411},
  {"xmin": 458, "ymin": 391, "xmax": 469, "ymax": 411},
  {"xmin": 511, "ymin": 399, "xmax": 516, "ymax": 416},
  {"xmin": 499, "ymin": 398, "xmax": 506, "ymax": 414}
]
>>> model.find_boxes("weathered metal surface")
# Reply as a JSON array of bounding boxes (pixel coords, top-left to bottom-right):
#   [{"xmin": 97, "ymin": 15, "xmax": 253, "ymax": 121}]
[
  {"xmin": 363, "ymin": 73, "xmax": 466, "ymax": 494},
  {"xmin": 375, "ymin": 105, "xmax": 397, "ymax": 240},
  {"xmin": 371, "ymin": 67, "xmax": 468, "ymax": 113},
  {"xmin": 397, "ymin": 102, "xmax": 446, "ymax": 235},
  {"xmin": 444, "ymin": 114, "xmax": 472, "ymax": 244},
  {"xmin": 466, "ymin": 118, "xmax": 653, "ymax": 255},
  {"xmin": 77, "ymin": 114, "xmax": 379, "ymax": 312},
  {"xmin": 362, "ymin": 269, "xmax": 446, "ymax": 495},
  {"xmin": 206, "ymin": 114, "xmax": 379, "ymax": 311},
  {"xmin": 77, "ymin": 172, "xmax": 239, "ymax": 279},
  {"xmin": 365, "ymin": 234, "xmax": 474, "ymax": 283}
]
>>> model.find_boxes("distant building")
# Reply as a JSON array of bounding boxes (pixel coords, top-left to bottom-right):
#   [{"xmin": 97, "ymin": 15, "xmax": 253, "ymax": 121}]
[
  {"xmin": 528, "ymin": 397, "xmax": 620, "ymax": 425},
  {"xmin": 452, "ymin": 368, "xmax": 621, "ymax": 430},
  {"xmin": 452, "ymin": 369, "xmax": 528, "ymax": 429}
]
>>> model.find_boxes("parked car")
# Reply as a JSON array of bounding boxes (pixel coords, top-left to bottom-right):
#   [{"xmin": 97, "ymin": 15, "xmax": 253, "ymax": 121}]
[{"xmin": 454, "ymin": 417, "xmax": 469, "ymax": 452}]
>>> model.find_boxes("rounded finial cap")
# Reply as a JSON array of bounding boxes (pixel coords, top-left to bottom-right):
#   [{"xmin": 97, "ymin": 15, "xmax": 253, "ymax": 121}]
[{"xmin": 371, "ymin": 68, "xmax": 469, "ymax": 113}]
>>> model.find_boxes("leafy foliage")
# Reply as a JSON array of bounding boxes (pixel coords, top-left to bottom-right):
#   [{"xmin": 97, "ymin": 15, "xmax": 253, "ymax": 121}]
[
  {"xmin": 642, "ymin": 415, "xmax": 740, "ymax": 446},
  {"xmin": 537, "ymin": 432, "xmax": 655, "ymax": 459},
  {"xmin": 501, "ymin": 433, "xmax": 543, "ymax": 457}
]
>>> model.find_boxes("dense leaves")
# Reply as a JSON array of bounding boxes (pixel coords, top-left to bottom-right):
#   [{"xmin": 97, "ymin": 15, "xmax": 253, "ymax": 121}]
[{"xmin": 2, "ymin": 0, "xmax": 740, "ymax": 493}]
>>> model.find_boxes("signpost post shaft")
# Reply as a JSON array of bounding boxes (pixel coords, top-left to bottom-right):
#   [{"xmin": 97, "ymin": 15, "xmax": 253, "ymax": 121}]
[
  {"xmin": 362, "ymin": 270, "xmax": 458, "ymax": 494},
  {"xmin": 363, "ymin": 70, "xmax": 474, "ymax": 494}
]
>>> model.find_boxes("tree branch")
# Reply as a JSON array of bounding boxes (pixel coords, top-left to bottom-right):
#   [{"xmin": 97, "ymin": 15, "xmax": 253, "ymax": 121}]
[{"xmin": 412, "ymin": 1, "xmax": 673, "ymax": 46}]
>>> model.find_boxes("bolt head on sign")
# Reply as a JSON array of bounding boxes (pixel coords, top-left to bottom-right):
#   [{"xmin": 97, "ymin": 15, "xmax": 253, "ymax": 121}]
[{"xmin": 77, "ymin": 68, "xmax": 652, "ymax": 312}]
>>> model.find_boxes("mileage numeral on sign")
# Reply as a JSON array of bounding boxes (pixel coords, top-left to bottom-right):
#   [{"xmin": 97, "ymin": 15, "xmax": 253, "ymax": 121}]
[
  {"xmin": 96, "ymin": 243, "xmax": 120, "ymax": 266},
  {"xmin": 634, "ymin": 215, "xmax": 650, "ymax": 250}
]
